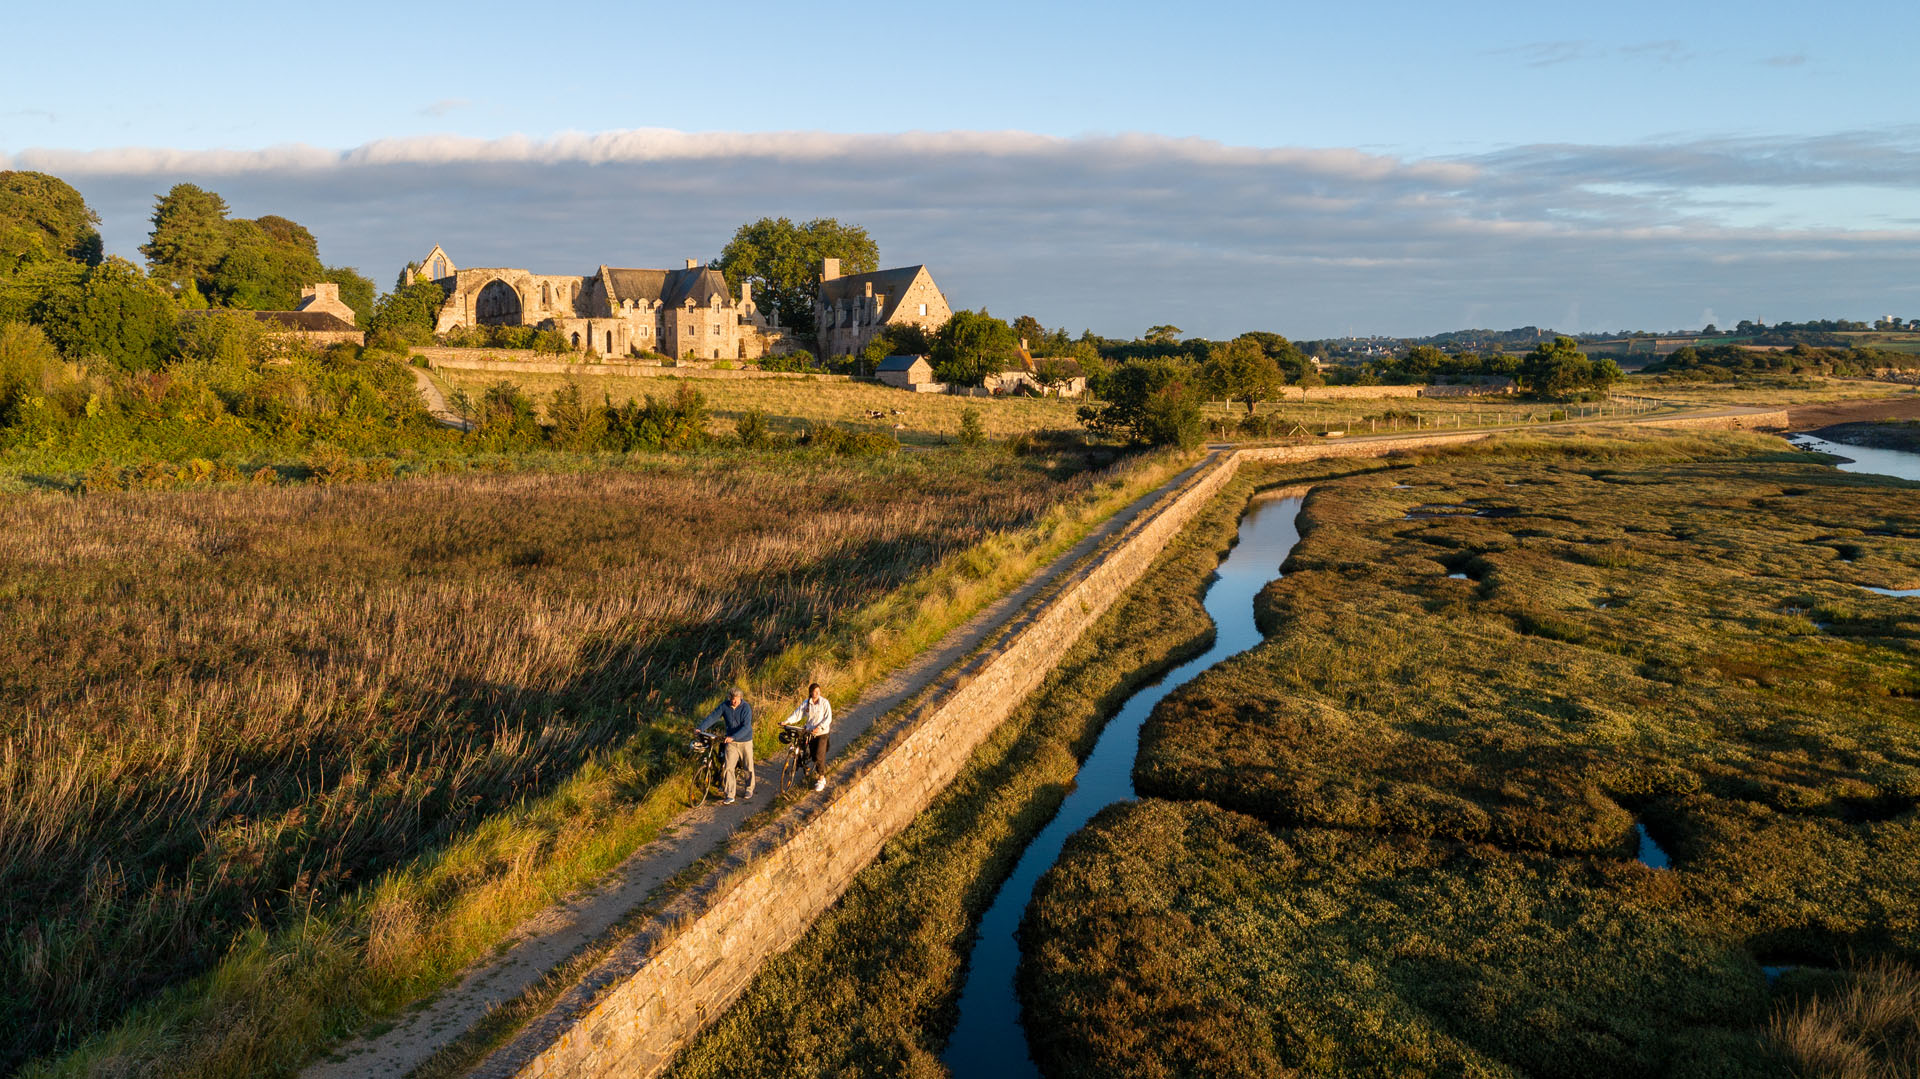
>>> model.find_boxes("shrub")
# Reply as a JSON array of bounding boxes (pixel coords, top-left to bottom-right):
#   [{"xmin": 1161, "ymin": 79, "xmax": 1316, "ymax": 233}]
[
  {"xmin": 958, "ymin": 407, "xmax": 985, "ymax": 446},
  {"xmin": 735, "ymin": 408, "xmax": 772, "ymax": 449}
]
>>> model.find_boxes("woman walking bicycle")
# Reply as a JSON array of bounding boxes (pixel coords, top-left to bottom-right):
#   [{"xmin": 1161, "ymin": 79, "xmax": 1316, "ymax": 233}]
[{"xmin": 778, "ymin": 682, "xmax": 833, "ymax": 794}]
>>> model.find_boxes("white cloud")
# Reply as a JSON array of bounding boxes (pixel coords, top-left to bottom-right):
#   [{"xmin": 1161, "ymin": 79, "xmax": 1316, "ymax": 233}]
[{"xmin": 16, "ymin": 127, "xmax": 1918, "ymax": 338}]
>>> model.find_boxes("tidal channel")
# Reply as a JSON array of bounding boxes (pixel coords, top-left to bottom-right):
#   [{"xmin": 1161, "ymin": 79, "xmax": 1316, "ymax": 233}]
[{"xmin": 943, "ymin": 490, "xmax": 1308, "ymax": 1079}]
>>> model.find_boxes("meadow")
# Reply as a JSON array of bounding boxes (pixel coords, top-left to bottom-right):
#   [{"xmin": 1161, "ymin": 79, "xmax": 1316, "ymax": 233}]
[
  {"xmin": 0, "ymin": 447, "xmax": 1167, "ymax": 1077},
  {"xmin": 429, "ymin": 366, "xmax": 1084, "ymax": 445},
  {"xmin": 428, "ymin": 362, "xmax": 1641, "ymax": 450},
  {"xmin": 1022, "ymin": 433, "xmax": 1920, "ymax": 1077}
]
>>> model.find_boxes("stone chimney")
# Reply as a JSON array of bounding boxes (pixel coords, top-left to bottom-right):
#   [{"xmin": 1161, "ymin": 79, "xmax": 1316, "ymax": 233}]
[
  {"xmin": 740, "ymin": 280, "xmax": 753, "ymax": 306},
  {"xmin": 297, "ymin": 282, "xmax": 356, "ymax": 326},
  {"xmin": 821, "ymin": 258, "xmax": 841, "ymax": 282},
  {"xmin": 685, "ymin": 258, "xmax": 699, "ymax": 269}
]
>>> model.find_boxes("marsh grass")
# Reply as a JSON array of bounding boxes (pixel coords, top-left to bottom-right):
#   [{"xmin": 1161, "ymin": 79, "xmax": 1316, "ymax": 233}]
[
  {"xmin": 1019, "ymin": 430, "xmax": 1920, "ymax": 1076},
  {"xmin": 1770, "ymin": 958, "xmax": 1920, "ymax": 1078},
  {"xmin": 5, "ymin": 447, "xmax": 1184, "ymax": 1077}
]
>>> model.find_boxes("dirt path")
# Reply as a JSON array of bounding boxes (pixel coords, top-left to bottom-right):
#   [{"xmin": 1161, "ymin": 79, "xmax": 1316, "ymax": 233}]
[
  {"xmin": 305, "ymin": 454, "xmax": 1216, "ymax": 1079},
  {"xmin": 412, "ymin": 367, "xmax": 472, "ymax": 431}
]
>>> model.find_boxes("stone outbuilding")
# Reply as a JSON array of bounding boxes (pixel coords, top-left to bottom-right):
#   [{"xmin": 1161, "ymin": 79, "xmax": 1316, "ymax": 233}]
[
  {"xmin": 875, "ymin": 354, "xmax": 945, "ymax": 392},
  {"xmin": 413, "ymin": 247, "xmax": 790, "ymax": 360},
  {"xmin": 815, "ymin": 260, "xmax": 951, "ymax": 359},
  {"xmin": 217, "ymin": 282, "xmax": 364, "ymax": 347}
]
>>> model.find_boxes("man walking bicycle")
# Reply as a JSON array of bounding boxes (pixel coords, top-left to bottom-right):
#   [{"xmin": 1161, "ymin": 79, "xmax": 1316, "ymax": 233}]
[{"xmin": 698, "ymin": 687, "xmax": 755, "ymax": 804}]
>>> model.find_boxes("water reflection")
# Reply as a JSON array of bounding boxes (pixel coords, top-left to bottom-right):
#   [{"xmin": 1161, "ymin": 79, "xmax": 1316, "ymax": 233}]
[
  {"xmin": 942, "ymin": 491, "xmax": 1308, "ymax": 1079},
  {"xmin": 1790, "ymin": 434, "xmax": 1920, "ymax": 483}
]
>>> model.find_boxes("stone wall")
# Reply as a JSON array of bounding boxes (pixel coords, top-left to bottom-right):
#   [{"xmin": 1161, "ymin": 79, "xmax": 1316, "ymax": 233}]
[
  {"xmin": 416, "ymin": 349, "xmax": 851, "ymax": 382},
  {"xmin": 472, "ymin": 411, "xmax": 1789, "ymax": 1079}
]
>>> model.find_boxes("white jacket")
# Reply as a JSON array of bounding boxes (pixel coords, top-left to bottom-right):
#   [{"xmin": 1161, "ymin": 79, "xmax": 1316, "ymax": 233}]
[{"xmin": 783, "ymin": 695, "xmax": 833, "ymax": 735}]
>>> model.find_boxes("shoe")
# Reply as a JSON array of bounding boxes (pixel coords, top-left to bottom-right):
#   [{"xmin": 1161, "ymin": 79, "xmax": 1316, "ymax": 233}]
[
  {"xmin": 723, "ymin": 797, "xmax": 737, "ymax": 805},
  {"xmin": 814, "ymin": 778, "xmax": 826, "ymax": 792}
]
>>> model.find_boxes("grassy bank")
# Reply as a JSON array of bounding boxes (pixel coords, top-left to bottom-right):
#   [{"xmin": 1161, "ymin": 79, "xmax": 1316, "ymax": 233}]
[
  {"xmin": 1020, "ymin": 431, "xmax": 1920, "ymax": 1076},
  {"xmin": 8, "ymin": 447, "xmax": 1182, "ymax": 1078},
  {"xmin": 660, "ymin": 457, "xmax": 1381, "ymax": 1078}
]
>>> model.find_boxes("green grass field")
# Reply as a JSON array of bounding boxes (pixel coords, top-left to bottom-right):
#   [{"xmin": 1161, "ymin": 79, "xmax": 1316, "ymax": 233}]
[{"xmin": 1020, "ymin": 432, "xmax": 1920, "ymax": 1077}]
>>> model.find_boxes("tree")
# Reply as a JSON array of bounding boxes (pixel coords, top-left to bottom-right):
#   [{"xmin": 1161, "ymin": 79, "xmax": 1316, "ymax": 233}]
[
  {"xmin": 1143, "ymin": 324, "xmax": 1183, "ymax": 345},
  {"xmin": 33, "ymin": 257, "xmax": 178, "ymax": 370},
  {"xmin": 1200, "ymin": 337, "xmax": 1285, "ymax": 414},
  {"xmin": 208, "ymin": 217, "xmax": 324, "ymax": 310},
  {"xmin": 365, "ymin": 280, "xmax": 449, "ymax": 348},
  {"xmin": 141, "ymin": 184, "xmax": 232, "ymax": 297},
  {"xmin": 1398, "ymin": 344, "xmax": 1447, "ymax": 380},
  {"xmin": 930, "ymin": 309, "xmax": 1018, "ymax": 385},
  {"xmin": 0, "ymin": 171, "xmax": 103, "ymax": 273},
  {"xmin": 859, "ymin": 322, "xmax": 933, "ymax": 371},
  {"xmin": 1078, "ymin": 360, "xmax": 1205, "ymax": 448},
  {"xmin": 1519, "ymin": 336, "xmax": 1596, "ymax": 397},
  {"xmin": 716, "ymin": 217, "xmax": 878, "ymax": 336},
  {"xmin": 1011, "ymin": 314, "xmax": 1046, "ymax": 347}
]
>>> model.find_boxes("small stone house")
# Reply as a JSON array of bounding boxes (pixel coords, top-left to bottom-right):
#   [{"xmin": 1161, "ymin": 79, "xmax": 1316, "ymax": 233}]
[
  {"xmin": 222, "ymin": 282, "xmax": 364, "ymax": 347},
  {"xmin": 876, "ymin": 354, "xmax": 943, "ymax": 392}
]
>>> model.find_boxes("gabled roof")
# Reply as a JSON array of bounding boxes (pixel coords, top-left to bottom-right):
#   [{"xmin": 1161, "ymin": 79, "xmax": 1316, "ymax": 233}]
[
  {"xmin": 819, "ymin": 266, "xmax": 931, "ymax": 323},
  {"xmin": 876, "ymin": 354, "xmax": 929, "ymax": 372},
  {"xmin": 245, "ymin": 310, "xmax": 359, "ymax": 333},
  {"xmin": 602, "ymin": 266, "xmax": 733, "ymax": 308}
]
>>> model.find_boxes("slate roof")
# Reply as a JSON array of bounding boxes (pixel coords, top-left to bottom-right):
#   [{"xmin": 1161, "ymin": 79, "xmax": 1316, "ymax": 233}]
[
  {"xmin": 231, "ymin": 310, "xmax": 360, "ymax": 333},
  {"xmin": 819, "ymin": 266, "xmax": 928, "ymax": 322},
  {"xmin": 876, "ymin": 354, "xmax": 929, "ymax": 372},
  {"xmin": 602, "ymin": 266, "xmax": 733, "ymax": 308}
]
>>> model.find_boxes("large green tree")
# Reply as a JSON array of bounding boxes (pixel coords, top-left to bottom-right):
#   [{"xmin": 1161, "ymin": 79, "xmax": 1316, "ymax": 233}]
[
  {"xmin": 141, "ymin": 183, "xmax": 232, "ymax": 297},
  {"xmin": 142, "ymin": 185, "xmax": 360, "ymax": 312},
  {"xmin": 715, "ymin": 217, "xmax": 877, "ymax": 336},
  {"xmin": 365, "ymin": 279, "xmax": 450, "ymax": 347},
  {"xmin": 1201, "ymin": 337, "xmax": 1287, "ymax": 414},
  {"xmin": 930, "ymin": 309, "xmax": 1018, "ymax": 385},
  {"xmin": 34, "ymin": 257, "xmax": 178, "ymax": 370},
  {"xmin": 1077, "ymin": 359, "xmax": 1205, "ymax": 447},
  {"xmin": 0, "ymin": 171, "xmax": 103, "ymax": 273}
]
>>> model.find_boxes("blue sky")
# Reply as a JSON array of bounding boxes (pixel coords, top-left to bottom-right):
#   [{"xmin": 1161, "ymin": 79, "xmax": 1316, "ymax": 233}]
[{"xmin": 4, "ymin": 0, "xmax": 1917, "ymax": 338}]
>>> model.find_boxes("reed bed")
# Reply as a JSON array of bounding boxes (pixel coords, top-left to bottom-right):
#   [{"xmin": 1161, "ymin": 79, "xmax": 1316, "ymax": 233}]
[
  {"xmin": 1021, "ymin": 432, "xmax": 1920, "ymax": 1076},
  {"xmin": 0, "ymin": 448, "xmax": 1157, "ymax": 1075}
]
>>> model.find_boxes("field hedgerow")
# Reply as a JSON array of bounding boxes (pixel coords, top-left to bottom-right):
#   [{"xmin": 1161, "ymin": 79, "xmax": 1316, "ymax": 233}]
[
  {"xmin": 0, "ymin": 448, "xmax": 1151, "ymax": 1076},
  {"xmin": 1020, "ymin": 432, "xmax": 1920, "ymax": 1077}
]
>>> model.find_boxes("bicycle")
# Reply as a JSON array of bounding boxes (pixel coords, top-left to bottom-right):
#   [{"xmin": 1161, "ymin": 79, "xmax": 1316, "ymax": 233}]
[
  {"xmin": 777, "ymin": 722, "xmax": 821, "ymax": 797},
  {"xmin": 686, "ymin": 729, "xmax": 753, "ymax": 807}
]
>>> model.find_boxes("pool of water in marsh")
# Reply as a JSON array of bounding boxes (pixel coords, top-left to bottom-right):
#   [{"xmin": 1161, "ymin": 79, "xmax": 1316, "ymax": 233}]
[
  {"xmin": 942, "ymin": 491, "xmax": 1307, "ymax": 1079},
  {"xmin": 1790, "ymin": 433, "xmax": 1920, "ymax": 483}
]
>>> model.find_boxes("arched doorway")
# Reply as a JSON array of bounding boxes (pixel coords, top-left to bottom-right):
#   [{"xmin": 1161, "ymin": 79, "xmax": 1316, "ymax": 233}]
[{"xmin": 474, "ymin": 280, "xmax": 523, "ymax": 325}]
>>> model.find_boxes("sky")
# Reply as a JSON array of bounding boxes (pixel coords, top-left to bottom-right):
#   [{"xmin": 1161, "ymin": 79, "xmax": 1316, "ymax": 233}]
[{"xmin": 3, "ymin": 0, "xmax": 1917, "ymax": 339}]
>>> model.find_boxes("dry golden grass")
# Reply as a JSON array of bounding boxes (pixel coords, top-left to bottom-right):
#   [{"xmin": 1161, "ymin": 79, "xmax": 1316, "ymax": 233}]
[
  {"xmin": 432, "ymin": 367, "xmax": 1085, "ymax": 445},
  {"xmin": 1770, "ymin": 959, "xmax": 1920, "ymax": 1078},
  {"xmin": 1638, "ymin": 376, "xmax": 1914, "ymax": 407},
  {"xmin": 2, "ymin": 448, "xmax": 1181, "ymax": 1077}
]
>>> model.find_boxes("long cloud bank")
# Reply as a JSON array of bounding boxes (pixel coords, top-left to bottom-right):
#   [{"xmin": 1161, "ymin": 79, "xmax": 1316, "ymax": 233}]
[{"xmin": 8, "ymin": 129, "xmax": 1917, "ymax": 338}]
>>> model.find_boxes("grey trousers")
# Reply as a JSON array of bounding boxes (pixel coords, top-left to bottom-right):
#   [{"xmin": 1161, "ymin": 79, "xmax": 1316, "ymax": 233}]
[{"xmin": 723, "ymin": 739, "xmax": 756, "ymax": 799}]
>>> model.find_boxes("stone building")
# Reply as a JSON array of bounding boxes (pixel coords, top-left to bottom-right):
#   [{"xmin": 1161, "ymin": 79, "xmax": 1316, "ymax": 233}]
[
  {"xmin": 814, "ymin": 259, "xmax": 951, "ymax": 359},
  {"xmin": 217, "ymin": 282, "xmax": 364, "ymax": 347},
  {"xmin": 412, "ymin": 247, "xmax": 789, "ymax": 360},
  {"xmin": 875, "ymin": 354, "xmax": 940, "ymax": 391}
]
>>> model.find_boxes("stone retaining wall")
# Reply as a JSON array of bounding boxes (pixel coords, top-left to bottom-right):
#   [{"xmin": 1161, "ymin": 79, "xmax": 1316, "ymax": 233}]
[
  {"xmin": 472, "ymin": 411, "xmax": 1787, "ymax": 1079},
  {"xmin": 418, "ymin": 349, "xmax": 850, "ymax": 382}
]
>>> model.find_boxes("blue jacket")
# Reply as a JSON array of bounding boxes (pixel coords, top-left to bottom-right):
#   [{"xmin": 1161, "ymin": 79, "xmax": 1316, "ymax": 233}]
[{"xmin": 699, "ymin": 699, "xmax": 753, "ymax": 742}]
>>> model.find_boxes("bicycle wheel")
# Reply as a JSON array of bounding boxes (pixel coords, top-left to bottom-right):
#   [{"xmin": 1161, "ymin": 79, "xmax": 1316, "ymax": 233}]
[
  {"xmin": 780, "ymin": 747, "xmax": 801, "ymax": 797},
  {"xmin": 691, "ymin": 753, "xmax": 717, "ymax": 807}
]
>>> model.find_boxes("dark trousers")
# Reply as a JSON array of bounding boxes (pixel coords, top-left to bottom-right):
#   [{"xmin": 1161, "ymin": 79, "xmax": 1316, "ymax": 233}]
[{"xmin": 807, "ymin": 733, "xmax": 829, "ymax": 774}]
